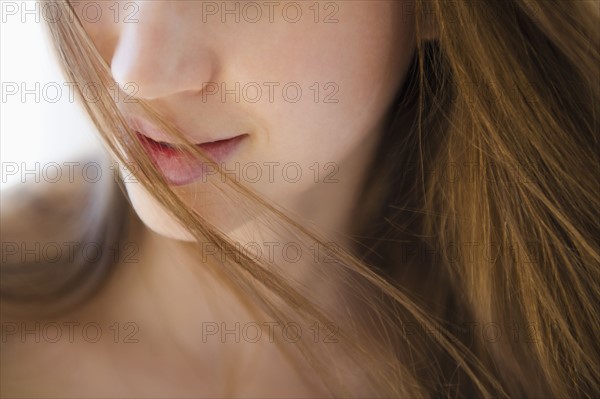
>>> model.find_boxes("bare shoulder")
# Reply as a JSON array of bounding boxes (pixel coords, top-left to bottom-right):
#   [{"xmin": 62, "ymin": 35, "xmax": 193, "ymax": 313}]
[{"xmin": 0, "ymin": 156, "xmax": 131, "ymax": 315}]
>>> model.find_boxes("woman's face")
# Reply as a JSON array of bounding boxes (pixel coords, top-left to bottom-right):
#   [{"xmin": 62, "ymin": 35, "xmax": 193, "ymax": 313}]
[{"xmin": 73, "ymin": 1, "xmax": 416, "ymax": 241}]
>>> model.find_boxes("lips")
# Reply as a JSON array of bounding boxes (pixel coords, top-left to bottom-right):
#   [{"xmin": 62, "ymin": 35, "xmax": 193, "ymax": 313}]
[{"xmin": 135, "ymin": 130, "xmax": 247, "ymax": 186}]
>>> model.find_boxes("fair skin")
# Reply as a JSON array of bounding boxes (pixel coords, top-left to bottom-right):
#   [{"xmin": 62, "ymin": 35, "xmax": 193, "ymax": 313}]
[
  {"xmin": 1, "ymin": 1, "xmax": 418, "ymax": 396},
  {"xmin": 97, "ymin": 0, "xmax": 414, "ymax": 243}
]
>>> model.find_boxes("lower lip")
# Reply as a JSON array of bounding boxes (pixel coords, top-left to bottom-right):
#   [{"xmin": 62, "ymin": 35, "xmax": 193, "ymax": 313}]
[{"xmin": 136, "ymin": 133, "xmax": 247, "ymax": 186}]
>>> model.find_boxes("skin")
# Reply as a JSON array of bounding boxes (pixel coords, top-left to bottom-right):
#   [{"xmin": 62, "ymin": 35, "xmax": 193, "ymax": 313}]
[
  {"xmin": 79, "ymin": 0, "xmax": 415, "ymax": 243},
  {"xmin": 1, "ymin": 1, "xmax": 421, "ymax": 397}
]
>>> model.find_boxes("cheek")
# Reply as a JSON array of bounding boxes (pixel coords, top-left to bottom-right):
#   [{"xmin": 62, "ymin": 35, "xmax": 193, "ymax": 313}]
[
  {"xmin": 72, "ymin": 1, "xmax": 119, "ymax": 63},
  {"xmin": 256, "ymin": 3, "xmax": 414, "ymax": 169}
]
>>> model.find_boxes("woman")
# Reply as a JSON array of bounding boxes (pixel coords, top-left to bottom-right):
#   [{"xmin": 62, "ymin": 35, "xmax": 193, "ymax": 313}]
[{"xmin": 1, "ymin": 0, "xmax": 598, "ymax": 397}]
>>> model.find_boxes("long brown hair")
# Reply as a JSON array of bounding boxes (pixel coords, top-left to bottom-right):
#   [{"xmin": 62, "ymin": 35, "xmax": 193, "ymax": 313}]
[{"xmin": 3, "ymin": 0, "xmax": 598, "ymax": 397}]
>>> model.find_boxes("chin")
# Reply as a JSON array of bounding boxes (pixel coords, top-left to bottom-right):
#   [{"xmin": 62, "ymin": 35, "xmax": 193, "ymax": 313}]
[
  {"xmin": 124, "ymin": 178, "xmax": 262, "ymax": 244},
  {"xmin": 126, "ymin": 182, "xmax": 197, "ymax": 242}
]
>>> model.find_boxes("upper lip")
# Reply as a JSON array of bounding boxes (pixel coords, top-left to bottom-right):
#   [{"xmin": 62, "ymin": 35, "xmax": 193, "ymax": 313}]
[{"xmin": 126, "ymin": 115, "xmax": 237, "ymax": 146}]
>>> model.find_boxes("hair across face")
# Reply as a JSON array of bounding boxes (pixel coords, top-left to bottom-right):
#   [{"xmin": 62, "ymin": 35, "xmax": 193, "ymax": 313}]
[
  {"xmin": 72, "ymin": 0, "xmax": 416, "ymax": 242},
  {"xmin": 22, "ymin": 0, "xmax": 600, "ymax": 397}
]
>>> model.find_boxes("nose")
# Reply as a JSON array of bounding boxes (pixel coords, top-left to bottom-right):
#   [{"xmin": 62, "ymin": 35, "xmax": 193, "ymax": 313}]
[{"xmin": 110, "ymin": 1, "xmax": 217, "ymax": 100}]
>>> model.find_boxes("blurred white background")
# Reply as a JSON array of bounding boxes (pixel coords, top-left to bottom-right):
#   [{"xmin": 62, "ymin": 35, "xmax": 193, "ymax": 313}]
[{"xmin": 1, "ymin": 2, "xmax": 101, "ymax": 189}]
